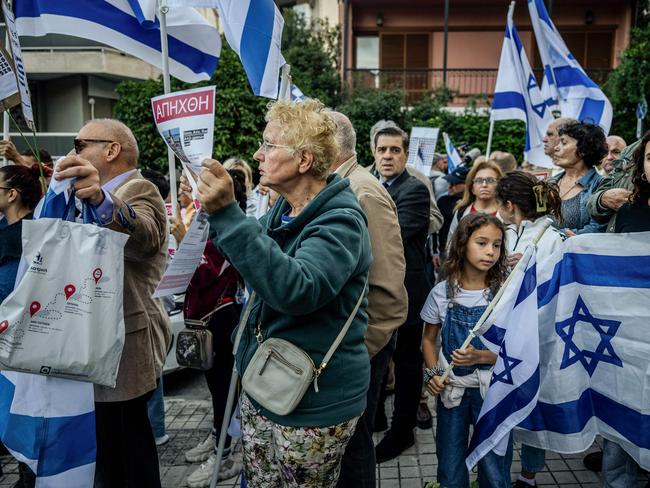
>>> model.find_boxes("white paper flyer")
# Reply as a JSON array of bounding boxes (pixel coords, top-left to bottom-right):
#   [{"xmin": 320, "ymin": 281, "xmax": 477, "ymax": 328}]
[
  {"xmin": 407, "ymin": 127, "xmax": 440, "ymax": 176},
  {"xmin": 153, "ymin": 211, "xmax": 210, "ymax": 298},
  {"xmin": 151, "ymin": 86, "xmax": 216, "ymax": 174}
]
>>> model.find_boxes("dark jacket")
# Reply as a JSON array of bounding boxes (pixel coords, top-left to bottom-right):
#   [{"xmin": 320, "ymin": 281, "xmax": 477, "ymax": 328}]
[
  {"xmin": 0, "ymin": 216, "xmax": 31, "ymax": 303},
  {"xmin": 208, "ymin": 174, "xmax": 372, "ymax": 428},
  {"xmin": 382, "ymin": 170, "xmax": 431, "ymax": 324}
]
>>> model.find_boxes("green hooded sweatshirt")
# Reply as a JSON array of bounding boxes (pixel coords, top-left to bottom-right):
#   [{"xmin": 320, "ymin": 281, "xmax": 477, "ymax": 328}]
[{"xmin": 208, "ymin": 174, "xmax": 372, "ymax": 427}]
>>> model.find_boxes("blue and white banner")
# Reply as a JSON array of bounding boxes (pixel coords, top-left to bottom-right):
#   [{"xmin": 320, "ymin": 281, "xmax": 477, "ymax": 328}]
[
  {"xmin": 214, "ymin": 0, "xmax": 285, "ymax": 98},
  {"xmin": 291, "ymin": 84, "xmax": 305, "ymax": 102},
  {"xmin": 467, "ymin": 246, "xmax": 540, "ymax": 468},
  {"xmin": 13, "ymin": 0, "xmax": 221, "ymax": 83},
  {"xmin": 168, "ymin": 0, "xmax": 285, "ymax": 97},
  {"xmin": 0, "ymin": 372, "xmax": 96, "ymax": 487},
  {"xmin": 491, "ymin": 4, "xmax": 554, "ymax": 168},
  {"xmin": 518, "ymin": 233, "xmax": 650, "ymax": 469},
  {"xmin": 1, "ymin": 170, "xmax": 96, "ymax": 487},
  {"xmin": 528, "ymin": 0, "xmax": 613, "ymax": 133},
  {"xmin": 442, "ymin": 132, "xmax": 461, "ymax": 172}
]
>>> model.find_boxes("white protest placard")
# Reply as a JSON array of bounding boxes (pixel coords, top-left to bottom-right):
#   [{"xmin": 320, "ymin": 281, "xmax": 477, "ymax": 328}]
[
  {"xmin": 151, "ymin": 86, "xmax": 216, "ymax": 174},
  {"xmin": 407, "ymin": 127, "xmax": 439, "ymax": 175},
  {"xmin": 2, "ymin": 0, "xmax": 35, "ymax": 130},
  {"xmin": 153, "ymin": 211, "xmax": 210, "ymax": 298},
  {"xmin": 0, "ymin": 44, "xmax": 20, "ymax": 110}
]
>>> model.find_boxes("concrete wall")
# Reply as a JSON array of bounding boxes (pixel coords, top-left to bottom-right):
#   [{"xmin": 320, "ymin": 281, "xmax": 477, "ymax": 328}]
[{"xmin": 43, "ymin": 75, "xmax": 85, "ymax": 133}]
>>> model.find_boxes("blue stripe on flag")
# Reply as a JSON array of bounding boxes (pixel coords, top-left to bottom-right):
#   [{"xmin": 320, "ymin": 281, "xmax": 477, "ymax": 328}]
[
  {"xmin": 492, "ymin": 91, "xmax": 527, "ymax": 112},
  {"xmin": 538, "ymin": 254, "xmax": 650, "ymax": 306},
  {"xmin": 515, "ymin": 263, "xmax": 537, "ymax": 307},
  {"xmin": 468, "ymin": 366, "xmax": 541, "ymax": 453},
  {"xmin": 240, "ymin": 1, "xmax": 275, "ymax": 96},
  {"xmin": 482, "ymin": 324, "xmax": 506, "ymax": 348},
  {"xmin": 531, "ymin": 0, "xmax": 553, "ymax": 29},
  {"xmin": 14, "ymin": 0, "xmax": 217, "ymax": 77},
  {"xmin": 0, "ymin": 375, "xmax": 96, "ymax": 476},
  {"xmin": 578, "ymin": 98, "xmax": 605, "ymax": 125},
  {"xmin": 552, "ymin": 65, "xmax": 598, "ymax": 89},
  {"xmin": 520, "ymin": 388, "xmax": 650, "ymax": 449}
]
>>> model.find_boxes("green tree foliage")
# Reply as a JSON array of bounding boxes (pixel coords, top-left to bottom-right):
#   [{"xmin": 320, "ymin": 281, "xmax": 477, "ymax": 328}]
[
  {"xmin": 337, "ymin": 88, "xmax": 527, "ymax": 167},
  {"xmin": 281, "ymin": 9, "xmax": 341, "ymax": 108},
  {"xmin": 114, "ymin": 10, "xmax": 341, "ymax": 173},
  {"xmin": 336, "ymin": 89, "xmax": 408, "ymax": 166},
  {"xmin": 604, "ymin": 23, "xmax": 650, "ymax": 142},
  {"xmin": 114, "ymin": 44, "xmax": 268, "ymax": 173}
]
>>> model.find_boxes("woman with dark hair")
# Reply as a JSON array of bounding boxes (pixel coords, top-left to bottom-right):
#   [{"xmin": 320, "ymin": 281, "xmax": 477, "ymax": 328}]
[
  {"xmin": 550, "ymin": 122, "xmax": 607, "ymax": 235},
  {"xmin": 497, "ymin": 171, "xmax": 564, "ymax": 266},
  {"xmin": 614, "ymin": 131, "xmax": 650, "ymax": 232},
  {"xmin": 0, "ymin": 164, "xmax": 47, "ymax": 302}
]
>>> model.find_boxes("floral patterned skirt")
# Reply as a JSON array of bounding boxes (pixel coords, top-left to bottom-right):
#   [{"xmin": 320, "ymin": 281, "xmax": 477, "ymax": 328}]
[{"xmin": 240, "ymin": 394, "xmax": 359, "ymax": 487}]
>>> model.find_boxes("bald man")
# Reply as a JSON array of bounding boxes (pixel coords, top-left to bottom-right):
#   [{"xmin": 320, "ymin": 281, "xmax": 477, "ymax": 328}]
[
  {"xmin": 598, "ymin": 135, "xmax": 627, "ymax": 175},
  {"xmin": 55, "ymin": 118, "xmax": 171, "ymax": 487},
  {"xmin": 543, "ymin": 117, "xmax": 578, "ymax": 158},
  {"xmin": 330, "ymin": 111, "xmax": 408, "ymax": 487}
]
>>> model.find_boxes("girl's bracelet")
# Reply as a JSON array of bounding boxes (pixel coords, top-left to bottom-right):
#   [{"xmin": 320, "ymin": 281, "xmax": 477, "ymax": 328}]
[{"xmin": 423, "ymin": 366, "xmax": 445, "ymax": 385}]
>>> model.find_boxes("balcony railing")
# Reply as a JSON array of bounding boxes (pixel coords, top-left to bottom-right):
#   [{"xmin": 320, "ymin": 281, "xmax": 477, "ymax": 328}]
[{"xmin": 345, "ymin": 68, "xmax": 613, "ymax": 105}]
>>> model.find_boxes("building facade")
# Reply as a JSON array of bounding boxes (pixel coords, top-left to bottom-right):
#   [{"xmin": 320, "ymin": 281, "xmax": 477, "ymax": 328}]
[{"xmin": 290, "ymin": 0, "xmax": 636, "ymax": 105}]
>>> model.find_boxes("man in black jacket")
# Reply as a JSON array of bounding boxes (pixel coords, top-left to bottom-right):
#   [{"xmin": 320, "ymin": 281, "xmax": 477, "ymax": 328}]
[{"xmin": 372, "ymin": 126, "xmax": 431, "ymax": 462}]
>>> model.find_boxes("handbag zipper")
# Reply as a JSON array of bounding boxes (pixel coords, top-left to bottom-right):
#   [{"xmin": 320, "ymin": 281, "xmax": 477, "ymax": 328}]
[{"xmin": 258, "ymin": 349, "xmax": 304, "ymax": 376}]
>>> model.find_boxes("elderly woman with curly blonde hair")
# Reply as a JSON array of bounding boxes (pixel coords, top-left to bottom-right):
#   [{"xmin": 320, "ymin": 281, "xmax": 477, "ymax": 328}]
[{"xmin": 193, "ymin": 99, "xmax": 372, "ymax": 487}]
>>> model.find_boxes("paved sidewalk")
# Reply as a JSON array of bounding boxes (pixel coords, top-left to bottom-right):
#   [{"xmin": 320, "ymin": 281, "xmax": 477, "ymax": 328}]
[{"xmin": 1, "ymin": 382, "xmax": 648, "ymax": 487}]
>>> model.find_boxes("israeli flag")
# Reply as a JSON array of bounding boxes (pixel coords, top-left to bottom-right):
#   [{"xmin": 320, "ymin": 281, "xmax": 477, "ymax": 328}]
[
  {"xmin": 214, "ymin": 0, "xmax": 285, "ymax": 98},
  {"xmin": 528, "ymin": 0, "xmax": 613, "ymax": 133},
  {"xmin": 443, "ymin": 132, "xmax": 461, "ymax": 172},
  {"xmin": 466, "ymin": 245, "xmax": 540, "ymax": 469},
  {"xmin": 491, "ymin": 4, "xmax": 554, "ymax": 168},
  {"xmin": 0, "ymin": 373, "xmax": 96, "ymax": 487},
  {"xmin": 1, "ymin": 171, "xmax": 95, "ymax": 487},
  {"xmin": 13, "ymin": 0, "xmax": 221, "ymax": 83},
  {"xmin": 291, "ymin": 84, "xmax": 305, "ymax": 102},
  {"xmin": 518, "ymin": 233, "xmax": 650, "ymax": 470}
]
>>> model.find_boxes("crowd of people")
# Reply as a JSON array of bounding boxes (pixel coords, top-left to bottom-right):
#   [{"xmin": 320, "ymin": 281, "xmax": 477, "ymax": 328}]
[{"xmin": 0, "ymin": 97, "xmax": 648, "ymax": 488}]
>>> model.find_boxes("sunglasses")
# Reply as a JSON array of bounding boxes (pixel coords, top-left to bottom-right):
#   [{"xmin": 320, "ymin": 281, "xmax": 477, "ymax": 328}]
[{"xmin": 74, "ymin": 138, "xmax": 114, "ymax": 154}]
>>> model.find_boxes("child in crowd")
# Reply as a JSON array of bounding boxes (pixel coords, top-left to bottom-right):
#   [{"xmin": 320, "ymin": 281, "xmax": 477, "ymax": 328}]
[
  {"xmin": 496, "ymin": 171, "xmax": 563, "ymax": 486},
  {"xmin": 421, "ymin": 213, "xmax": 512, "ymax": 488},
  {"xmin": 497, "ymin": 171, "xmax": 564, "ymax": 266}
]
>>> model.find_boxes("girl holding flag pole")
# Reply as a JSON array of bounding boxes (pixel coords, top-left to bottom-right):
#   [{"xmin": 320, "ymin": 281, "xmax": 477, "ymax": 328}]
[{"xmin": 421, "ymin": 213, "xmax": 512, "ymax": 488}]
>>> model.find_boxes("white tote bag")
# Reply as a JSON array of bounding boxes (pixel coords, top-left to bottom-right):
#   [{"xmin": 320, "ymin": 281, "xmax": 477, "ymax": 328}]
[{"xmin": 0, "ymin": 217, "xmax": 128, "ymax": 387}]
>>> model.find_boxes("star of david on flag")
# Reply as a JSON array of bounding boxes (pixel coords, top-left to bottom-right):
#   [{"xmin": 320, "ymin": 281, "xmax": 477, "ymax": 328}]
[
  {"xmin": 515, "ymin": 232, "xmax": 650, "ymax": 471},
  {"xmin": 556, "ymin": 295, "xmax": 622, "ymax": 377}
]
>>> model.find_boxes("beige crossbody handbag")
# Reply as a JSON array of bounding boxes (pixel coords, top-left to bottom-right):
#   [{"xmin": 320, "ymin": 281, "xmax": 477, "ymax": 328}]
[{"xmin": 241, "ymin": 282, "xmax": 367, "ymax": 416}]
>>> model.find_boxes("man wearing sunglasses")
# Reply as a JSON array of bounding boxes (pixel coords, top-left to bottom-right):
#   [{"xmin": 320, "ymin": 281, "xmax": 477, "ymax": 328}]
[{"xmin": 55, "ymin": 119, "xmax": 171, "ymax": 488}]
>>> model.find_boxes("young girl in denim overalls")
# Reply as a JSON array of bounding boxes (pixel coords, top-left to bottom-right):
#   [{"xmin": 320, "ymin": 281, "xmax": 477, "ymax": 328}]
[{"xmin": 421, "ymin": 213, "xmax": 512, "ymax": 488}]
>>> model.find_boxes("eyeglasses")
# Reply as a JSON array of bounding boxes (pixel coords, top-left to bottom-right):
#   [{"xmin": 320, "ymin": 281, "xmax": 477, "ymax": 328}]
[
  {"xmin": 257, "ymin": 140, "xmax": 294, "ymax": 154},
  {"xmin": 0, "ymin": 186, "xmax": 13, "ymax": 191},
  {"xmin": 473, "ymin": 177, "xmax": 499, "ymax": 186},
  {"xmin": 74, "ymin": 138, "xmax": 114, "ymax": 154}
]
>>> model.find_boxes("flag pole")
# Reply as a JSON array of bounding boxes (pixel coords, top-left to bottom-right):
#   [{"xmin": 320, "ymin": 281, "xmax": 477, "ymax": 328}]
[
  {"xmin": 159, "ymin": 0, "xmax": 177, "ymax": 216},
  {"xmin": 278, "ymin": 64, "xmax": 291, "ymax": 101},
  {"xmin": 2, "ymin": 27, "xmax": 9, "ymax": 166},
  {"xmin": 439, "ymin": 219, "xmax": 551, "ymax": 382},
  {"xmin": 485, "ymin": 119, "xmax": 495, "ymax": 157}
]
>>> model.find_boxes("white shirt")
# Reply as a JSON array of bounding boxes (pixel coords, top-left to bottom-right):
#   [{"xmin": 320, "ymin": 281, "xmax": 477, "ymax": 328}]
[
  {"xmin": 505, "ymin": 216, "xmax": 563, "ymax": 263},
  {"xmin": 420, "ymin": 280, "xmax": 489, "ymax": 326}
]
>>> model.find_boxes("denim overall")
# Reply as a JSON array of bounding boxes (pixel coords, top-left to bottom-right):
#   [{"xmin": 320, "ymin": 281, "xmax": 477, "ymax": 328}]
[{"xmin": 436, "ymin": 284, "xmax": 513, "ymax": 488}]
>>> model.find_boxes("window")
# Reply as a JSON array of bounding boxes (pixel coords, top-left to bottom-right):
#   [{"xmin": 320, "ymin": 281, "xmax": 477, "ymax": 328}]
[{"xmin": 356, "ymin": 36, "xmax": 379, "ymax": 70}]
